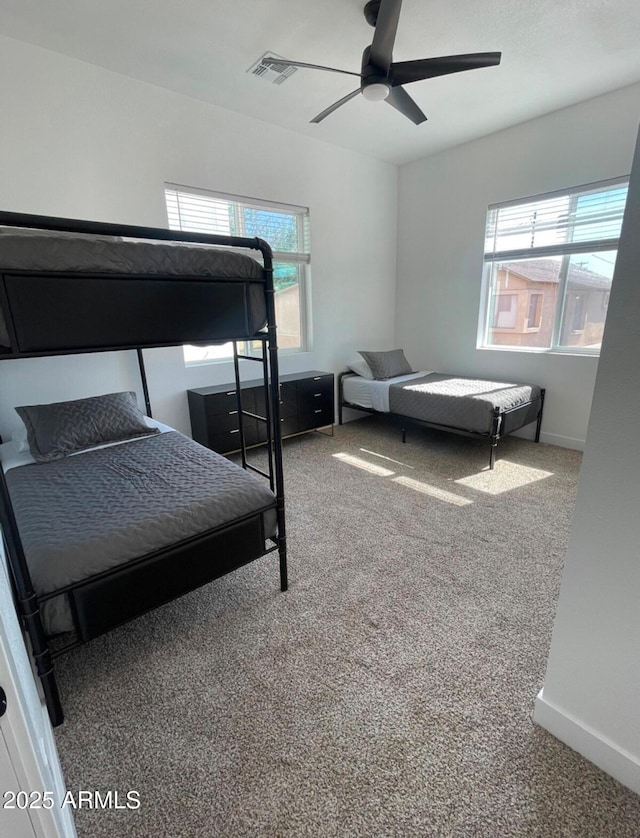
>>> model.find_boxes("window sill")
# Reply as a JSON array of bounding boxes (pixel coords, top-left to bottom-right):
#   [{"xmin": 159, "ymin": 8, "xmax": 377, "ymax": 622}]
[
  {"xmin": 184, "ymin": 347, "xmax": 307, "ymax": 368},
  {"xmin": 477, "ymin": 345, "xmax": 600, "ymax": 358}
]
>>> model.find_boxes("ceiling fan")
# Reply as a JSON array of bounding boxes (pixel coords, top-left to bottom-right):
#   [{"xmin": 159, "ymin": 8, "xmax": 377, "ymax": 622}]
[{"xmin": 262, "ymin": 0, "xmax": 501, "ymax": 125}]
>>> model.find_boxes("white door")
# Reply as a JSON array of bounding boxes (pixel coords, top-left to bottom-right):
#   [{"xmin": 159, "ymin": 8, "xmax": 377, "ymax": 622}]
[
  {"xmin": 0, "ymin": 730, "xmax": 36, "ymax": 837},
  {"xmin": 0, "ymin": 538, "xmax": 76, "ymax": 838}
]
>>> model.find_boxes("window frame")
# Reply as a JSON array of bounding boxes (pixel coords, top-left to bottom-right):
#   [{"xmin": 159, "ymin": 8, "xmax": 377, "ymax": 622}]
[
  {"xmin": 164, "ymin": 183, "xmax": 310, "ymax": 365},
  {"xmin": 526, "ymin": 292, "xmax": 543, "ymax": 331},
  {"xmin": 478, "ymin": 177, "xmax": 629, "ymax": 355}
]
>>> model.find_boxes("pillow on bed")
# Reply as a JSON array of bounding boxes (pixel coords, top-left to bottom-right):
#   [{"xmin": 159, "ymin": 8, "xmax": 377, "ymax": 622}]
[
  {"xmin": 15, "ymin": 391, "xmax": 158, "ymax": 463},
  {"xmin": 347, "ymin": 358, "xmax": 375, "ymax": 379},
  {"xmin": 357, "ymin": 349, "xmax": 413, "ymax": 380},
  {"xmin": 11, "ymin": 427, "xmax": 29, "ymax": 453}
]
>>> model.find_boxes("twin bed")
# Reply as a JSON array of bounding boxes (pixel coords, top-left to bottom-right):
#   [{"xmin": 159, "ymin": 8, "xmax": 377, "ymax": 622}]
[
  {"xmin": 339, "ymin": 351, "xmax": 545, "ymax": 469},
  {"xmin": 0, "ymin": 211, "xmax": 287, "ymax": 726}
]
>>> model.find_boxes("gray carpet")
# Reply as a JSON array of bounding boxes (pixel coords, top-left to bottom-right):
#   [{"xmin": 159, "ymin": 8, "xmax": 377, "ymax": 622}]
[{"xmin": 53, "ymin": 418, "xmax": 640, "ymax": 837}]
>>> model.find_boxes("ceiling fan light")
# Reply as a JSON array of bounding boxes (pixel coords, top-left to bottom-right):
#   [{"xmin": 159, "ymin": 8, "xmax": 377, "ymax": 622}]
[{"xmin": 362, "ymin": 82, "xmax": 390, "ymax": 102}]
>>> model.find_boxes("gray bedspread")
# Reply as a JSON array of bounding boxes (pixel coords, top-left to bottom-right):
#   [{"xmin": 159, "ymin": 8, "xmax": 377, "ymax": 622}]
[
  {"xmin": 0, "ymin": 231, "xmax": 267, "ymax": 347},
  {"xmin": 0, "ymin": 231, "xmax": 263, "ymax": 278},
  {"xmin": 389, "ymin": 374, "xmax": 541, "ymax": 435},
  {"xmin": 5, "ymin": 431, "xmax": 277, "ymax": 634}
]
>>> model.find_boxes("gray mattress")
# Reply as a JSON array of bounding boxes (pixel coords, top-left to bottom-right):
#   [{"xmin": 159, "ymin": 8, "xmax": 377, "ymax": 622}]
[
  {"xmin": 5, "ymin": 431, "xmax": 277, "ymax": 635},
  {"xmin": 0, "ymin": 230, "xmax": 263, "ymax": 278},
  {"xmin": 389, "ymin": 374, "xmax": 541, "ymax": 435},
  {"xmin": 0, "ymin": 230, "xmax": 266, "ymax": 347}
]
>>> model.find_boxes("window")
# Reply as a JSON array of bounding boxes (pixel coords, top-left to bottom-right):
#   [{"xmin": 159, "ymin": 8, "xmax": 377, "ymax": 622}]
[
  {"xmin": 527, "ymin": 293, "xmax": 543, "ymax": 330},
  {"xmin": 479, "ymin": 178, "xmax": 628, "ymax": 352},
  {"xmin": 493, "ymin": 294, "xmax": 518, "ymax": 329},
  {"xmin": 165, "ymin": 184, "xmax": 310, "ymax": 364}
]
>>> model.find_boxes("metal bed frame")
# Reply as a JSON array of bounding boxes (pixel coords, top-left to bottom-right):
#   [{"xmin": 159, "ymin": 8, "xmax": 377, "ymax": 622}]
[
  {"xmin": 338, "ymin": 370, "xmax": 545, "ymax": 470},
  {"xmin": 0, "ymin": 211, "xmax": 287, "ymax": 726}
]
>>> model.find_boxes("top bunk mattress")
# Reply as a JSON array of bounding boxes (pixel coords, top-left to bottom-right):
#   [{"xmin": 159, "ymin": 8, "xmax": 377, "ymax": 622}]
[
  {"xmin": 0, "ymin": 230, "xmax": 269, "ymax": 353},
  {"xmin": 0, "ymin": 229, "xmax": 264, "ymax": 278}
]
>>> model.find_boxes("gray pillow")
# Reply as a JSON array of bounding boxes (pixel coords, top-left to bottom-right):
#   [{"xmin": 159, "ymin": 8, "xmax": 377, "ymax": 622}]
[
  {"xmin": 16, "ymin": 391, "xmax": 158, "ymax": 462},
  {"xmin": 357, "ymin": 349, "xmax": 413, "ymax": 380}
]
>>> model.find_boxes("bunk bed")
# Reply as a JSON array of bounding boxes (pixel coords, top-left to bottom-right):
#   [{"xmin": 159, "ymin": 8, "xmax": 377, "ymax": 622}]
[
  {"xmin": 0, "ymin": 210, "xmax": 287, "ymax": 726},
  {"xmin": 338, "ymin": 352, "xmax": 545, "ymax": 469}
]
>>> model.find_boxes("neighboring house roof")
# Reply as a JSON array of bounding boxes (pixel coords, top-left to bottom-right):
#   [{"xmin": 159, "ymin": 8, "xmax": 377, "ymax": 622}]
[{"xmin": 501, "ymin": 259, "xmax": 610, "ymax": 290}]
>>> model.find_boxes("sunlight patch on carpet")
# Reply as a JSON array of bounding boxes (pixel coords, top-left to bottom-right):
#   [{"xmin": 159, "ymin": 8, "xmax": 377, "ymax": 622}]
[
  {"xmin": 455, "ymin": 460, "xmax": 554, "ymax": 495},
  {"xmin": 358, "ymin": 448, "xmax": 416, "ymax": 469},
  {"xmin": 332, "ymin": 452, "xmax": 395, "ymax": 477},
  {"xmin": 392, "ymin": 475, "xmax": 473, "ymax": 506}
]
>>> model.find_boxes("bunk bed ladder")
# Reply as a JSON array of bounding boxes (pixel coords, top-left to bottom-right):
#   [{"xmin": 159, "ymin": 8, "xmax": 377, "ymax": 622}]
[{"xmin": 232, "ymin": 340, "xmax": 275, "ymax": 491}]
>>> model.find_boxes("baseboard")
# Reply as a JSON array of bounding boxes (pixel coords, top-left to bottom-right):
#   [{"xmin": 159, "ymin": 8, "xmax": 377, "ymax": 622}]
[
  {"xmin": 534, "ymin": 689, "xmax": 640, "ymax": 795},
  {"xmin": 539, "ymin": 432, "xmax": 585, "ymax": 451}
]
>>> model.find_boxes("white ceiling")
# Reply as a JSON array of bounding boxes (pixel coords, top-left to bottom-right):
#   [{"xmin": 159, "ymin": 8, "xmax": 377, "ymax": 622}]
[{"xmin": 1, "ymin": 0, "xmax": 640, "ymax": 165}]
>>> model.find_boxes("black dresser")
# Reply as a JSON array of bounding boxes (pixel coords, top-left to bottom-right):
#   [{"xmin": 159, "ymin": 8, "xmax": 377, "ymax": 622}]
[{"xmin": 187, "ymin": 370, "xmax": 334, "ymax": 454}]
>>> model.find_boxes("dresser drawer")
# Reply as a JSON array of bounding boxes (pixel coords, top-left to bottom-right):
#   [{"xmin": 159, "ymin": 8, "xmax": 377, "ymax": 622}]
[
  {"xmin": 280, "ymin": 383, "xmax": 298, "ymax": 417},
  {"xmin": 204, "ymin": 408, "xmax": 242, "ymax": 434},
  {"xmin": 208, "ymin": 422, "xmax": 261, "ymax": 454},
  {"xmin": 296, "ymin": 375, "xmax": 333, "ymax": 401},
  {"xmin": 254, "ymin": 383, "xmax": 297, "ymax": 420},
  {"xmin": 279, "ymin": 415, "xmax": 299, "ymax": 437},
  {"xmin": 205, "ymin": 388, "xmax": 255, "ymax": 417},
  {"xmin": 298, "ymin": 404, "xmax": 334, "ymax": 431}
]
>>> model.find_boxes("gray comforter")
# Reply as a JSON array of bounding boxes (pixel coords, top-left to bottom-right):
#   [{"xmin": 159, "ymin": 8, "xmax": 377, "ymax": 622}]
[
  {"xmin": 0, "ymin": 231, "xmax": 263, "ymax": 278},
  {"xmin": 0, "ymin": 231, "xmax": 266, "ymax": 347},
  {"xmin": 5, "ymin": 431, "xmax": 277, "ymax": 634},
  {"xmin": 389, "ymin": 374, "xmax": 541, "ymax": 435}
]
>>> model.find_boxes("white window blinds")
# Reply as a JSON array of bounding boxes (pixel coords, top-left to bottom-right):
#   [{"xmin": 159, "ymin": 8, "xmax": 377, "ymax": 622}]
[
  {"xmin": 485, "ymin": 178, "xmax": 628, "ymax": 260},
  {"xmin": 165, "ymin": 184, "xmax": 310, "ymax": 263}
]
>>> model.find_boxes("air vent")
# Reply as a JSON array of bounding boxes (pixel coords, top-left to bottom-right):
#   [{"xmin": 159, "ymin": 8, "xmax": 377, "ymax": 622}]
[{"xmin": 247, "ymin": 52, "xmax": 298, "ymax": 85}]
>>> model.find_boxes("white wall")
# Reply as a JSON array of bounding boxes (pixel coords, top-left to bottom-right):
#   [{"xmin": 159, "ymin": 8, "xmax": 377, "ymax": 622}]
[
  {"xmin": 396, "ymin": 83, "xmax": 640, "ymax": 449},
  {"xmin": 0, "ymin": 35, "xmax": 398, "ymax": 439},
  {"xmin": 533, "ymin": 126, "xmax": 640, "ymax": 795}
]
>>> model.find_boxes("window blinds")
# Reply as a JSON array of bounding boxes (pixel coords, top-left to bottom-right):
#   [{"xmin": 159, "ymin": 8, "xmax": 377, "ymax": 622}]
[
  {"xmin": 165, "ymin": 184, "xmax": 310, "ymax": 263},
  {"xmin": 484, "ymin": 178, "xmax": 628, "ymax": 260}
]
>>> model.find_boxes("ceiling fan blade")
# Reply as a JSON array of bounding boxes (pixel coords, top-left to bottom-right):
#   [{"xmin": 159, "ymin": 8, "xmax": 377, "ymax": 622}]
[
  {"xmin": 369, "ymin": 0, "xmax": 403, "ymax": 72},
  {"xmin": 310, "ymin": 89, "xmax": 361, "ymax": 124},
  {"xmin": 261, "ymin": 58, "xmax": 361, "ymax": 78},
  {"xmin": 385, "ymin": 85, "xmax": 427, "ymax": 125},
  {"xmin": 390, "ymin": 52, "xmax": 502, "ymax": 85}
]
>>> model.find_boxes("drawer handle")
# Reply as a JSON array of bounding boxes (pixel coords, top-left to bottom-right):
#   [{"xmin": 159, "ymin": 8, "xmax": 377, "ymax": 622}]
[
  {"xmin": 230, "ymin": 429, "xmax": 240, "ymax": 434},
  {"xmin": 226, "ymin": 390, "xmax": 236, "ymax": 396},
  {"xmin": 229, "ymin": 410, "xmax": 238, "ymax": 415},
  {"xmin": 314, "ymin": 409, "xmax": 322, "ymax": 414},
  {"xmin": 314, "ymin": 393, "xmax": 322, "ymax": 397},
  {"xmin": 313, "ymin": 376, "xmax": 322, "ymax": 380}
]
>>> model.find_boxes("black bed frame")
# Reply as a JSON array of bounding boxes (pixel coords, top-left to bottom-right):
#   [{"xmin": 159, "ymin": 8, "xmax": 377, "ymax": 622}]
[
  {"xmin": 338, "ymin": 370, "xmax": 545, "ymax": 470},
  {"xmin": 0, "ymin": 211, "xmax": 287, "ymax": 726}
]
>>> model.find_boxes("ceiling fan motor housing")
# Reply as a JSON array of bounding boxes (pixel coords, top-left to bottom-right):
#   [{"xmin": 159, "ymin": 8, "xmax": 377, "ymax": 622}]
[
  {"xmin": 364, "ymin": 0, "xmax": 382, "ymax": 27},
  {"xmin": 360, "ymin": 44, "xmax": 389, "ymax": 96}
]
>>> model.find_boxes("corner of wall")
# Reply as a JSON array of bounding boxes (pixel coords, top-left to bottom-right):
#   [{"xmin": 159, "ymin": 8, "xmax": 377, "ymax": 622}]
[{"xmin": 534, "ymin": 689, "xmax": 640, "ymax": 796}]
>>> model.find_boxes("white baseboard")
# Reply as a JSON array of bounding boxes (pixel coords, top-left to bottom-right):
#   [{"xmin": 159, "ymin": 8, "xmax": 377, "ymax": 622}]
[
  {"xmin": 539, "ymin": 432, "xmax": 585, "ymax": 451},
  {"xmin": 534, "ymin": 689, "xmax": 640, "ymax": 795}
]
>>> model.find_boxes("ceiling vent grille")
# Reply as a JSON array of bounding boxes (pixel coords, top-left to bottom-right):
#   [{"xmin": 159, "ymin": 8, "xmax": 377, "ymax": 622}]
[{"xmin": 248, "ymin": 52, "xmax": 298, "ymax": 85}]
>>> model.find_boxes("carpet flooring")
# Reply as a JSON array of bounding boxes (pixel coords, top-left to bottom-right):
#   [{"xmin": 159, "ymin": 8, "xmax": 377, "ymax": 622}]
[{"xmin": 53, "ymin": 417, "xmax": 640, "ymax": 837}]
